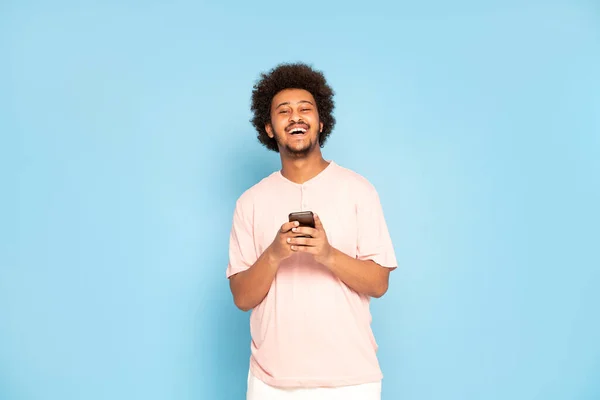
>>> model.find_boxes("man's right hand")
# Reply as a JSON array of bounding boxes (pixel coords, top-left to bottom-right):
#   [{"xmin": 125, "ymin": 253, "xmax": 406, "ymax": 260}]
[
  {"xmin": 266, "ymin": 220, "xmax": 301, "ymax": 263},
  {"xmin": 229, "ymin": 220, "xmax": 302, "ymax": 311}
]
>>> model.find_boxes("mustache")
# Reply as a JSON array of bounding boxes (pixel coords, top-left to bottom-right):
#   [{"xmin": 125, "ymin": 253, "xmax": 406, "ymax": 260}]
[{"xmin": 285, "ymin": 122, "xmax": 310, "ymax": 132}]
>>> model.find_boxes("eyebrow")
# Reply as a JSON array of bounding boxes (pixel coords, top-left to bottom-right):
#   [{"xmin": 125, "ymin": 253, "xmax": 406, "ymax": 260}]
[{"xmin": 275, "ymin": 100, "xmax": 315, "ymax": 109}]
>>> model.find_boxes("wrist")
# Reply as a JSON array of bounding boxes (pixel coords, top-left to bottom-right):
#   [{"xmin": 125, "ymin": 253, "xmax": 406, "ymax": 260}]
[
  {"xmin": 317, "ymin": 246, "xmax": 337, "ymax": 269},
  {"xmin": 265, "ymin": 245, "xmax": 283, "ymax": 267}
]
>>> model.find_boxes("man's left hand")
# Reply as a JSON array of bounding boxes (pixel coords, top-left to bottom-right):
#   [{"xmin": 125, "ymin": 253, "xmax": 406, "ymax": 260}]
[{"xmin": 287, "ymin": 213, "xmax": 334, "ymax": 265}]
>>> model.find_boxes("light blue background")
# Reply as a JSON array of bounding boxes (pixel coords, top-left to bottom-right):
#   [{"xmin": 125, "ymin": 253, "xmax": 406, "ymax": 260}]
[{"xmin": 2, "ymin": 1, "xmax": 599, "ymax": 399}]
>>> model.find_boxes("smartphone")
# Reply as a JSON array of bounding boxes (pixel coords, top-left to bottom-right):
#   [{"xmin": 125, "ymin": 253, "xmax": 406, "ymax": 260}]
[{"xmin": 288, "ymin": 211, "xmax": 315, "ymax": 237}]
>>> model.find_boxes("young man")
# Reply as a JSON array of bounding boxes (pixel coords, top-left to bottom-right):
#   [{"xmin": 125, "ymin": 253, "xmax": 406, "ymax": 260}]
[{"xmin": 226, "ymin": 63, "xmax": 397, "ymax": 400}]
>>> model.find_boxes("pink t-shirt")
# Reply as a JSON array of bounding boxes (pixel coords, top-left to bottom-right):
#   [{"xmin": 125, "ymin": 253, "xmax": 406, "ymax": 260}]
[{"xmin": 226, "ymin": 161, "xmax": 397, "ymax": 388}]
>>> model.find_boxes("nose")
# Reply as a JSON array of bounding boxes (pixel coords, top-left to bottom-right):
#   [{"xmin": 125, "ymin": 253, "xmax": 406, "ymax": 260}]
[{"xmin": 290, "ymin": 108, "xmax": 303, "ymax": 123}]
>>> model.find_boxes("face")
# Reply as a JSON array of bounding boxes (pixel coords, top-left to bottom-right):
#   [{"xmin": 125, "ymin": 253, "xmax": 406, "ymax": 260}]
[{"xmin": 265, "ymin": 88, "xmax": 324, "ymax": 157}]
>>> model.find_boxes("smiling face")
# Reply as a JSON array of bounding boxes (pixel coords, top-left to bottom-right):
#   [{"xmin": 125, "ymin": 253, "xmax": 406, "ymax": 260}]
[{"xmin": 265, "ymin": 88, "xmax": 324, "ymax": 157}]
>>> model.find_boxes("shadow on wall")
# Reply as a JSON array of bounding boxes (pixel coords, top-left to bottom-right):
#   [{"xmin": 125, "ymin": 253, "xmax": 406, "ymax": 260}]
[{"xmin": 194, "ymin": 135, "xmax": 280, "ymax": 398}]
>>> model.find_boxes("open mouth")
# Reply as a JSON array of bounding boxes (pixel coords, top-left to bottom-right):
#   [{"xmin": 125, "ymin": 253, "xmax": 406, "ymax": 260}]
[{"xmin": 287, "ymin": 125, "xmax": 309, "ymax": 135}]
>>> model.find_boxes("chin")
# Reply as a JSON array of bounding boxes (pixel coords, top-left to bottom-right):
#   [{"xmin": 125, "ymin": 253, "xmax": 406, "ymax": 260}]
[{"xmin": 287, "ymin": 149, "xmax": 309, "ymax": 156}]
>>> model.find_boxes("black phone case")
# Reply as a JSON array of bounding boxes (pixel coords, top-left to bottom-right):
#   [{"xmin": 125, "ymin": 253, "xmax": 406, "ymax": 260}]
[{"xmin": 288, "ymin": 211, "xmax": 315, "ymax": 228}]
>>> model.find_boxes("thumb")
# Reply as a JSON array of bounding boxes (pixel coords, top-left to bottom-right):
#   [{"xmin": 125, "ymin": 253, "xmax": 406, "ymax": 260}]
[{"xmin": 313, "ymin": 213, "xmax": 324, "ymax": 230}]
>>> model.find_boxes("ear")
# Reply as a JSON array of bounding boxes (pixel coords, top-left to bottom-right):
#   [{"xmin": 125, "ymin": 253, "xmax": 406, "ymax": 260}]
[
  {"xmin": 319, "ymin": 121, "xmax": 323, "ymax": 133},
  {"xmin": 265, "ymin": 123, "xmax": 274, "ymax": 138}
]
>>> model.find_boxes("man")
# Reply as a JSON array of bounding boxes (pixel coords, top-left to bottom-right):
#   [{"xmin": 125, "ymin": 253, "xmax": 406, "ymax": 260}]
[{"xmin": 226, "ymin": 62, "xmax": 397, "ymax": 399}]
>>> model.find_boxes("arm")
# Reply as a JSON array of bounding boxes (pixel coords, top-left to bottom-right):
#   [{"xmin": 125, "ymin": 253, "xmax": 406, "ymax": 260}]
[
  {"xmin": 229, "ymin": 220, "xmax": 300, "ymax": 311},
  {"xmin": 322, "ymin": 247, "xmax": 391, "ymax": 298},
  {"xmin": 229, "ymin": 247, "xmax": 279, "ymax": 312},
  {"xmin": 288, "ymin": 213, "xmax": 395, "ymax": 298}
]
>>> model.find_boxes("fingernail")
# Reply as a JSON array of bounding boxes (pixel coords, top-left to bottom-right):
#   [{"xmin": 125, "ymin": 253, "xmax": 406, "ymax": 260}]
[
  {"xmin": 295, "ymin": 221, "xmax": 300, "ymax": 226},
  {"xmin": 292, "ymin": 228, "xmax": 297, "ymax": 232},
  {"xmin": 286, "ymin": 238, "xmax": 291, "ymax": 243}
]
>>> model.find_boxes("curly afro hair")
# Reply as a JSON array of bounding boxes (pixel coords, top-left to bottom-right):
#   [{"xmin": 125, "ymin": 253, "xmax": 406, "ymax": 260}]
[{"xmin": 250, "ymin": 62, "xmax": 336, "ymax": 152}]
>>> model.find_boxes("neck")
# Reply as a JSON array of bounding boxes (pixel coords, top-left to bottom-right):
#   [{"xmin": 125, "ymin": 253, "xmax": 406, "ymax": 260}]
[{"xmin": 279, "ymin": 148, "xmax": 330, "ymax": 184}]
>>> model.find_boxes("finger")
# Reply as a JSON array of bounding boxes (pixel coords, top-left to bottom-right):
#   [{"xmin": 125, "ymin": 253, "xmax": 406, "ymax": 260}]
[
  {"xmin": 290, "ymin": 244, "xmax": 317, "ymax": 252},
  {"xmin": 287, "ymin": 237, "xmax": 317, "ymax": 246},
  {"xmin": 280, "ymin": 220, "xmax": 300, "ymax": 233},
  {"xmin": 291, "ymin": 226, "xmax": 318, "ymax": 237},
  {"xmin": 313, "ymin": 213, "xmax": 324, "ymax": 231}
]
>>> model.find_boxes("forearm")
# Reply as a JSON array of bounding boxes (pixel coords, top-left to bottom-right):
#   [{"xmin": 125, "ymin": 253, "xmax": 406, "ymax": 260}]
[
  {"xmin": 229, "ymin": 247, "xmax": 280, "ymax": 311},
  {"xmin": 322, "ymin": 247, "xmax": 390, "ymax": 298}
]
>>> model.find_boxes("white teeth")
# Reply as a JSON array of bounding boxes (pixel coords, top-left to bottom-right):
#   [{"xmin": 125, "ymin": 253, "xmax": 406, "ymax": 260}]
[{"xmin": 290, "ymin": 128, "xmax": 307, "ymax": 134}]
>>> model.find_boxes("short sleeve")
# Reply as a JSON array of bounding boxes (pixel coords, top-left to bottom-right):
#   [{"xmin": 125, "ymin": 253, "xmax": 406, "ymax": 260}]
[
  {"xmin": 226, "ymin": 198, "xmax": 258, "ymax": 278},
  {"xmin": 356, "ymin": 185, "xmax": 397, "ymax": 269}
]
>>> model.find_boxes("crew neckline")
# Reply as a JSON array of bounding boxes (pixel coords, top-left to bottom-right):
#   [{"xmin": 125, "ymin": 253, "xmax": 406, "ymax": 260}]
[{"xmin": 276, "ymin": 160, "xmax": 336, "ymax": 187}]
